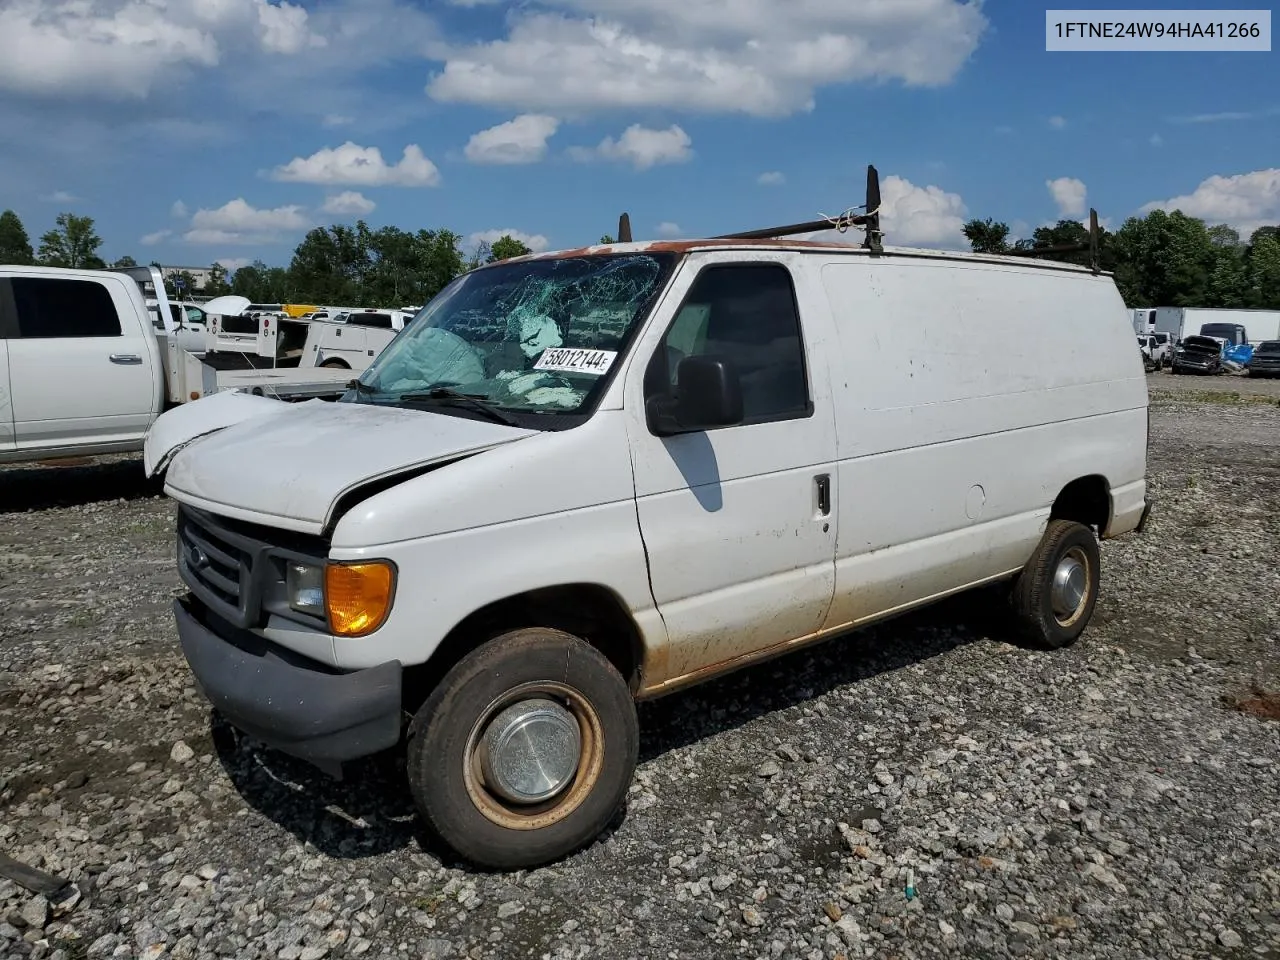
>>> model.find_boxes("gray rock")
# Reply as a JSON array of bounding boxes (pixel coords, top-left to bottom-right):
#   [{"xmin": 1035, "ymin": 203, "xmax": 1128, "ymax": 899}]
[
  {"xmin": 496, "ymin": 902, "xmax": 523, "ymax": 920},
  {"xmin": 18, "ymin": 898, "xmax": 47, "ymax": 931}
]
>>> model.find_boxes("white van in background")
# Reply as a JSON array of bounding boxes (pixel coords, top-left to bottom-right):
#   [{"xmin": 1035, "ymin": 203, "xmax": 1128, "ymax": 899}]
[{"xmin": 144, "ymin": 236, "xmax": 1149, "ymax": 871}]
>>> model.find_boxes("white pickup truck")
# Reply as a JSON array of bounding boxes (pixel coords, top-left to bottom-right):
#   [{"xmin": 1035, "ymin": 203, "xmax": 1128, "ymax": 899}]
[
  {"xmin": 0, "ymin": 264, "xmax": 358, "ymax": 464},
  {"xmin": 266, "ymin": 308, "xmax": 414, "ymax": 372}
]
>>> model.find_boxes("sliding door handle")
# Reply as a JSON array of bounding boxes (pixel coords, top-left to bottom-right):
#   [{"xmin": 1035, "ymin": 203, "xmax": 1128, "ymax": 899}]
[
  {"xmin": 109, "ymin": 354, "xmax": 143, "ymax": 365},
  {"xmin": 815, "ymin": 474, "xmax": 831, "ymax": 516}
]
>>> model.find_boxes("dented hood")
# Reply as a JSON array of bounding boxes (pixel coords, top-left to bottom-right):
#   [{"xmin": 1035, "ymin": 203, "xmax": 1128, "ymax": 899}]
[
  {"xmin": 158, "ymin": 398, "xmax": 535, "ymax": 534},
  {"xmin": 144, "ymin": 391, "xmax": 288, "ymax": 477}
]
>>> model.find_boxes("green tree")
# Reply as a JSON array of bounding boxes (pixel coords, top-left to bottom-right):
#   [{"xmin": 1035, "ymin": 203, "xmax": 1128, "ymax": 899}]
[
  {"xmin": 111, "ymin": 255, "xmax": 138, "ymax": 269},
  {"xmin": 1110, "ymin": 210, "xmax": 1214, "ymax": 307},
  {"xmin": 1202, "ymin": 225, "xmax": 1247, "ymax": 307},
  {"xmin": 288, "ymin": 223, "xmax": 372, "ymax": 304},
  {"xmin": 1243, "ymin": 233, "xmax": 1280, "ymax": 309},
  {"xmin": 204, "ymin": 262, "xmax": 232, "ymax": 297},
  {"xmin": 0, "ymin": 209, "xmax": 35, "ymax": 264},
  {"xmin": 598, "ymin": 234, "xmax": 615, "ymax": 244},
  {"xmin": 230, "ymin": 260, "xmax": 274, "ymax": 301},
  {"xmin": 962, "ymin": 218, "xmax": 1010, "ymax": 254},
  {"xmin": 488, "ymin": 234, "xmax": 532, "ymax": 262},
  {"xmin": 287, "ymin": 221, "xmax": 465, "ymax": 306},
  {"xmin": 38, "ymin": 213, "xmax": 106, "ymax": 269}
]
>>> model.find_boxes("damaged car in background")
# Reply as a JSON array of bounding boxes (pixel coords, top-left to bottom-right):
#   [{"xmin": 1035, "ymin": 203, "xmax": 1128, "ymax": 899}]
[
  {"xmin": 1170, "ymin": 334, "xmax": 1225, "ymax": 375},
  {"xmin": 1246, "ymin": 340, "xmax": 1280, "ymax": 378}
]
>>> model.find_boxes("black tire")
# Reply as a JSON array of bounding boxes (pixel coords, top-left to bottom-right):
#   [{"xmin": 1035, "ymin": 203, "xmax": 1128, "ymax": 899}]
[
  {"xmin": 1009, "ymin": 519, "xmax": 1100, "ymax": 650},
  {"xmin": 320, "ymin": 358, "xmax": 349, "ymax": 369},
  {"xmin": 406, "ymin": 628, "xmax": 638, "ymax": 870}
]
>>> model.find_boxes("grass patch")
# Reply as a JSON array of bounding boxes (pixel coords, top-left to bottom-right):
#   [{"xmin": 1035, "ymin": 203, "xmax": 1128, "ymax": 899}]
[{"xmin": 1151, "ymin": 388, "xmax": 1280, "ymax": 407}]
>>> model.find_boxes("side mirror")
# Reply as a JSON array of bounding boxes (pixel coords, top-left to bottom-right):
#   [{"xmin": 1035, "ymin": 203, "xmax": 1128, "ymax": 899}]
[{"xmin": 647, "ymin": 356, "xmax": 745, "ymax": 436}]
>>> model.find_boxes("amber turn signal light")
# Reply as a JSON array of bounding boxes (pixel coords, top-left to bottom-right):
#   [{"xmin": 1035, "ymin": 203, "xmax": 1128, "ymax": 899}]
[{"xmin": 325, "ymin": 561, "xmax": 396, "ymax": 637}]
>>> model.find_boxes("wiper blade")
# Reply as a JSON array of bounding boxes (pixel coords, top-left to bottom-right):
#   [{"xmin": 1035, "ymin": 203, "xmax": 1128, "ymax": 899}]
[
  {"xmin": 345, "ymin": 378, "xmax": 376, "ymax": 396},
  {"xmin": 398, "ymin": 387, "xmax": 520, "ymax": 426}
]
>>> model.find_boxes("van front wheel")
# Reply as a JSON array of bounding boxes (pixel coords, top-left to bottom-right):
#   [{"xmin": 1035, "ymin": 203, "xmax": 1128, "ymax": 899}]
[
  {"xmin": 405, "ymin": 627, "xmax": 639, "ymax": 870},
  {"xmin": 1010, "ymin": 519, "xmax": 1100, "ymax": 650}
]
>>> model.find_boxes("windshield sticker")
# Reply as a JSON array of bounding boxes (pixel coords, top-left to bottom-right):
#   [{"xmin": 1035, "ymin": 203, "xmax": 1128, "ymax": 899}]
[{"xmin": 533, "ymin": 348, "xmax": 618, "ymax": 376}]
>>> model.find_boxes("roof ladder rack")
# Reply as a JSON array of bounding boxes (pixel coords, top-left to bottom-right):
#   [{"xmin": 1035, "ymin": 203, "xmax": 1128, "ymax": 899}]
[
  {"xmin": 713, "ymin": 164, "xmax": 884, "ymax": 253},
  {"xmin": 610, "ymin": 164, "xmax": 1102, "ymax": 273}
]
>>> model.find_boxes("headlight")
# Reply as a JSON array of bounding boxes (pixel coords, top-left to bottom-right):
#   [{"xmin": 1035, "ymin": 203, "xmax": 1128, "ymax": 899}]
[
  {"xmin": 286, "ymin": 559, "xmax": 396, "ymax": 636},
  {"xmin": 286, "ymin": 562, "xmax": 325, "ymax": 616}
]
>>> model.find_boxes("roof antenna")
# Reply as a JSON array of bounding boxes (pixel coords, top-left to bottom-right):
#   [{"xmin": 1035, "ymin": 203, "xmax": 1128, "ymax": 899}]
[
  {"xmin": 862, "ymin": 164, "xmax": 883, "ymax": 255},
  {"xmin": 617, "ymin": 212, "xmax": 632, "ymax": 244}
]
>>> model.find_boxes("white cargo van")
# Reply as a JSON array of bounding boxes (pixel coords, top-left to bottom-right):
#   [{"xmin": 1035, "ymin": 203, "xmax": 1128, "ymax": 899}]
[{"xmin": 144, "ymin": 231, "xmax": 1150, "ymax": 870}]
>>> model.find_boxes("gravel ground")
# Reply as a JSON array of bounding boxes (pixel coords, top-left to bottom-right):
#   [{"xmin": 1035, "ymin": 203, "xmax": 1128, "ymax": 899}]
[{"xmin": 2, "ymin": 379, "xmax": 1278, "ymax": 960}]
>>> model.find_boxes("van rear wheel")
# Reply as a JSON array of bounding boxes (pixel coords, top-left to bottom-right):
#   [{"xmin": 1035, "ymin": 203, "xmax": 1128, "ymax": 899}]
[
  {"xmin": 1010, "ymin": 519, "xmax": 1100, "ymax": 650},
  {"xmin": 405, "ymin": 628, "xmax": 639, "ymax": 870}
]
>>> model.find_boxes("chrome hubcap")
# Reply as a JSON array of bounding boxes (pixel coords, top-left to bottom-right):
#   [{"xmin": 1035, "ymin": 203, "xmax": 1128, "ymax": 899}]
[
  {"xmin": 1051, "ymin": 553, "xmax": 1088, "ymax": 620},
  {"xmin": 478, "ymin": 698, "xmax": 582, "ymax": 805}
]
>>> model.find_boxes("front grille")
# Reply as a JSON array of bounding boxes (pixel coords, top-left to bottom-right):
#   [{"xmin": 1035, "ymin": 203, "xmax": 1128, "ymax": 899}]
[
  {"xmin": 178, "ymin": 508, "xmax": 255, "ymax": 627},
  {"xmin": 176, "ymin": 506, "xmax": 331, "ymax": 631}
]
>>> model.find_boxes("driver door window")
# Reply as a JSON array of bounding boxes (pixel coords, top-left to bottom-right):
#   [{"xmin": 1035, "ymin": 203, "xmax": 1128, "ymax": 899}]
[{"xmin": 647, "ymin": 263, "xmax": 812, "ymax": 427}]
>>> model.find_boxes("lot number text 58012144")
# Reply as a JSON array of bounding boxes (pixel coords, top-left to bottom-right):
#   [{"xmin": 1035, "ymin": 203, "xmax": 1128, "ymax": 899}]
[{"xmin": 1046, "ymin": 10, "xmax": 1271, "ymax": 51}]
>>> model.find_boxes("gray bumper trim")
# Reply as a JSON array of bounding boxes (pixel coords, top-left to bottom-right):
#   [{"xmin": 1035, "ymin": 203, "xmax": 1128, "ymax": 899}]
[{"xmin": 174, "ymin": 597, "xmax": 403, "ymax": 769}]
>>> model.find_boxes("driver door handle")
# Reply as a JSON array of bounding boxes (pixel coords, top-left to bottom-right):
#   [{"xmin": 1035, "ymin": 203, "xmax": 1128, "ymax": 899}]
[
  {"xmin": 815, "ymin": 474, "xmax": 831, "ymax": 516},
  {"xmin": 109, "ymin": 354, "xmax": 143, "ymax": 365}
]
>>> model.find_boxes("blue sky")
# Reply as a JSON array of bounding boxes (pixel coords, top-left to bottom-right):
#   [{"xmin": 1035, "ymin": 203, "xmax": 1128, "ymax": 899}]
[{"xmin": 1, "ymin": 0, "xmax": 1276, "ymax": 272}]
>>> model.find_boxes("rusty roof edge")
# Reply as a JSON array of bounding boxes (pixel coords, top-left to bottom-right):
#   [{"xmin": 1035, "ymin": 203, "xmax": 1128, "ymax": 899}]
[{"xmin": 487, "ymin": 239, "xmax": 1109, "ymax": 276}]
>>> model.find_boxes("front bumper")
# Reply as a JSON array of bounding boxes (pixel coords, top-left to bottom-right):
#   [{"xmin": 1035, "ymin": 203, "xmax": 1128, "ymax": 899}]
[
  {"xmin": 174, "ymin": 596, "xmax": 403, "ymax": 769},
  {"xmin": 1172, "ymin": 357, "xmax": 1218, "ymax": 372}
]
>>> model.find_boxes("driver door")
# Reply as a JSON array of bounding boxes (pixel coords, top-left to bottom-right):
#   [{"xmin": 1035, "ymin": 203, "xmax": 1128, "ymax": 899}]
[{"xmin": 624, "ymin": 259, "xmax": 838, "ymax": 686}]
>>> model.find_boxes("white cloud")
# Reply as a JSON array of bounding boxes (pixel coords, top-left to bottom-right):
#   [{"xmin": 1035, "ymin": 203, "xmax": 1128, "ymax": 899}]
[
  {"xmin": 655, "ymin": 221, "xmax": 682, "ymax": 237},
  {"xmin": 1150, "ymin": 133, "xmax": 1164, "ymax": 147},
  {"xmin": 0, "ymin": 0, "xmax": 326, "ymax": 99},
  {"xmin": 171, "ymin": 200, "xmax": 189, "ymax": 219},
  {"xmin": 271, "ymin": 141, "xmax": 441, "ymax": 187},
  {"xmin": 40, "ymin": 190, "xmax": 80, "ymax": 203},
  {"xmin": 216, "ymin": 257, "xmax": 252, "ymax": 271},
  {"xmin": 464, "ymin": 114, "xmax": 560, "ymax": 164},
  {"xmin": 321, "ymin": 191, "xmax": 376, "ymax": 215},
  {"xmin": 1170, "ymin": 110, "xmax": 1262, "ymax": 124},
  {"xmin": 257, "ymin": 0, "xmax": 326, "ymax": 55},
  {"xmin": 1047, "ymin": 177, "xmax": 1087, "ymax": 217},
  {"xmin": 184, "ymin": 197, "xmax": 309, "ymax": 245},
  {"xmin": 141, "ymin": 229, "xmax": 173, "ymax": 246},
  {"xmin": 426, "ymin": 0, "xmax": 988, "ymax": 117},
  {"xmin": 569, "ymin": 124, "xmax": 692, "ymax": 170},
  {"xmin": 757, "ymin": 171, "xmax": 785, "ymax": 186},
  {"xmin": 803, "ymin": 175, "xmax": 968, "ymax": 249},
  {"xmin": 1049, "ymin": 115, "xmax": 1067, "ymax": 129},
  {"xmin": 468, "ymin": 229, "xmax": 551, "ymax": 253},
  {"xmin": 1140, "ymin": 168, "xmax": 1280, "ymax": 237},
  {"xmin": 322, "ymin": 114, "xmax": 354, "ymax": 128}
]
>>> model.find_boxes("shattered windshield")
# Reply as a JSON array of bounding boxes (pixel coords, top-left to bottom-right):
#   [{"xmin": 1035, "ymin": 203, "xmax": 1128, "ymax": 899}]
[{"xmin": 345, "ymin": 253, "xmax": 677, "ymax": 423}]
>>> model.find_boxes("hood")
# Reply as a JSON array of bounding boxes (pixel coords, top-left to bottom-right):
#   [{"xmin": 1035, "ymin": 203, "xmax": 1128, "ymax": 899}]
[
  {"xmin": 145, "ymin": 390, "xmax": 290, "ymax": 477},
  {"xmin": 162, "ymin": 399, "xmax": 536, "ymax": 534},
  {"xmin": 1180, "ymin": 336, "xmax": 1222, "ymax": 354}
]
